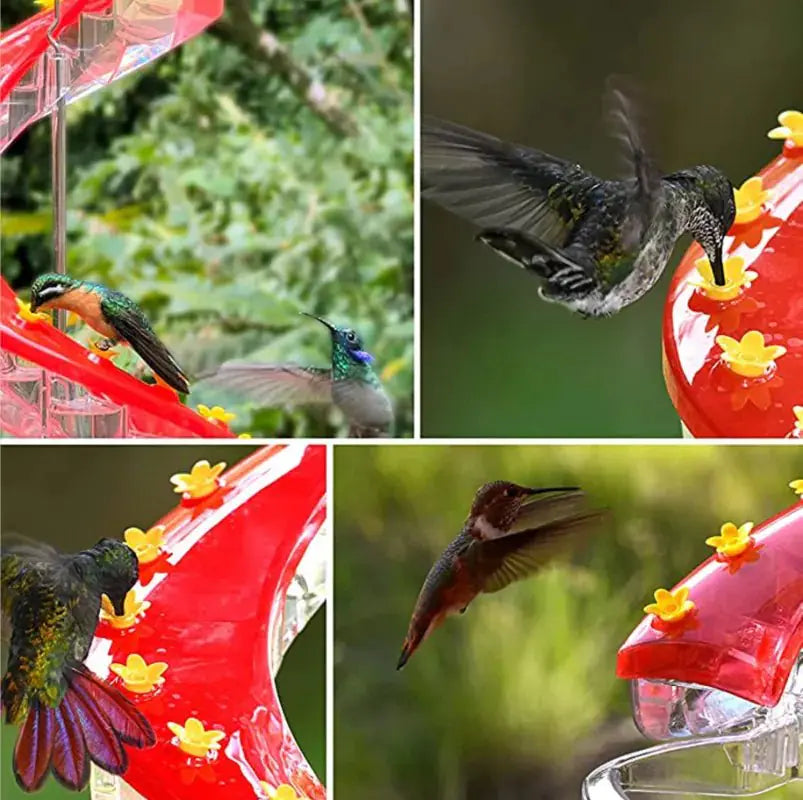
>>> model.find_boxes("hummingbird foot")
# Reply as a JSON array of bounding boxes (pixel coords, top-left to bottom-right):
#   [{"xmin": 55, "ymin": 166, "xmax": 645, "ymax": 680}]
[{"xmin": 92, "ymin": 337, "xmax": 117, "ymax": 352}]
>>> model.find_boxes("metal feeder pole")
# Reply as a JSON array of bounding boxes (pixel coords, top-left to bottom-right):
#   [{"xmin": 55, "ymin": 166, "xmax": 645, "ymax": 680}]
[{"xmin": 46, "ymin": 0, "xmax": 67, "ymax": 331}]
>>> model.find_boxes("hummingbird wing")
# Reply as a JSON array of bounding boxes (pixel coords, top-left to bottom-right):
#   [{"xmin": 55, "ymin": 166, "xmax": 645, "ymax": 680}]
[
  {"xmin": 506, "ymin": 489, "xmax": 591, "ymax": 536},
  {"xmin": 200, "ymin": 363, "xmax": 333, "ymax": 407},
  {"xmin": 604, "ymin": 77, "xmax": 662, "ymax": 251},
  {"xmin": 101, "ymin": 294, "xmax": 190, "ymax": 394},
  {"xmin": 474, "ymin": 510, "xmax": 604, "ymax": 594},
  {"xmin": 422, "ymin": 116, "xmax": 602, "ymax": 247}
]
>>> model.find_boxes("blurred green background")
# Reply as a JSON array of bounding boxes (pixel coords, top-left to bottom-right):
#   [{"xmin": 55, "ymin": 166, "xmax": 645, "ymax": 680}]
[
  {"xmin": 334, "ymin": 444, "xmax": 803, "ymax": 799},
  {"xmin": 421, "ymin": 0, "xmax": 803, "ymax": 437},
  {"xmin": 0, "ymin": 444, "xmax": 324, "ymax": 799},
  {"xmin": 0, "ymin": 0, "xmax": 413, "ymax": 437}
]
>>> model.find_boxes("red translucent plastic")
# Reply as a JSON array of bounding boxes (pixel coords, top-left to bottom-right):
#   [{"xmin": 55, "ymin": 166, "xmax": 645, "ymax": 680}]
[
  {"xmin": 617, "ymin": 503, "xmax": 803, "ymax": 707},
  {"xmin": 88, "ymin": 444, "xmax": 327, "ymax": 799},
  {"xmin": 1, "ymin": 0, "xmax": 223, "ymax": 152},
  {"xmin": 0, "ymin": 277, "xmax": 233, "ymax": 438},
  {"xmin": 662, "ymin": 147, "xmax": 803, "ymax": 438}
]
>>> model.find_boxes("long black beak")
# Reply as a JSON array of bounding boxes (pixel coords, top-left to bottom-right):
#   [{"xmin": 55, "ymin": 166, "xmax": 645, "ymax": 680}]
[
  {"xmin": 522, "ymin": 486, "xmax": 579, "ymax": 496},
  {"xmin": 301, "ymin": 312, "xmax": 336, "ymax": 332},
  {"xmin": 710, "ymin": 246, "xmax": 726, "ymax": 287},
  {"xmin": 29, "ymin": 295, "xmax": 41, "ymax": 311},
  {"xmin": 110, "ymin": 593, "xmax": 127, "ymax": 616}
]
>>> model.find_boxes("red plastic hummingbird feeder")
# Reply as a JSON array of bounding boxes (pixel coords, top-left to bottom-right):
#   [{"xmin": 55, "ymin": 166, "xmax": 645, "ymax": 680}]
[
  {"xmin": 0, "ymin": 0, "xmax": 225, "ymax": 437},
  {"xmin": 84, "ymin": 443, "xmax": 328, "ymax": 800},
  {"xmin": 0, "ymin": 0, "xmax": 223, "ymax": 152},
  {"xmin": 662, "ymin": 117, "xmax": 803, "ymax": 438},
  {"xmin": 584, "ymin": 489, "xmax": 803, "ymax": 798}
]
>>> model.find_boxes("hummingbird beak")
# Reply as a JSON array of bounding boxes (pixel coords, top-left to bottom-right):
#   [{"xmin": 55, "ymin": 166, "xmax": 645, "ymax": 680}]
[
  {"xmin": 110, "ymin": 592, "xmax": 127, "ymax": 616},
  {"xmin": 521, "ymin": 485, "xmax": 579, "ymax": 496},
  {"xmin": 301, "ymin": 312, "xmax": 336, "ymax": 332},
  {"xmin": 710, "ymin": 244, "xmax": 726, "ymax": 287},
  {"xmin": 29, "ymin": 295, "xmax": 41, "ymax": 311}
]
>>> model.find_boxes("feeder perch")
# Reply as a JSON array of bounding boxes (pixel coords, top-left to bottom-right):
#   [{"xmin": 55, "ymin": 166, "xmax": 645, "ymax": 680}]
[
  {"xmin": 584, "ymin": 498, "xmax": 803, "ymax": 798},
  {"xmin": 662, "ymin": 117, "xmax": 803, "ymax": 438},
  {"xmin": 84, "ymin": 443, "xmax": 327, "ymax": 799}
]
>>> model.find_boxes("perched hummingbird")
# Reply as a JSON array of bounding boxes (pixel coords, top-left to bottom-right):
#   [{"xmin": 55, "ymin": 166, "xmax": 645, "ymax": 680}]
[
  {"xmin": 1, "ymin": 537, "xmax": 155, "ymax": 791},
  {"xmin": 29, "ymin": 273, "xmax": 190, "ymax": 393},
  {"xmin": 200, "ymin": 313, "xmax": 394, "ymax": 438},
  {"xmin": 397, "ymin": 482, "xmax": 603, "ymax": 669},
  {"xmin": 422, "ymin": 85, "xmax": 736, "ymax": 317}
]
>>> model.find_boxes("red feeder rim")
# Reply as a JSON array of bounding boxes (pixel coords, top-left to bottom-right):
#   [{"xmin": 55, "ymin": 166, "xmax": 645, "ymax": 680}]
[
  {"xmin": 0, "ymin": 277, "xmax": 233, "ymax": 437},
  {"xmin": 617, "ymin": 502, "xmax": 803, "ymax": 708},
  {"xmin": 87, "ymin": 443, "xmax": 327, "ymax": 799},
  {"xmin": 662, "ymin": 142, "xmax": 803, "ymax": 438}
]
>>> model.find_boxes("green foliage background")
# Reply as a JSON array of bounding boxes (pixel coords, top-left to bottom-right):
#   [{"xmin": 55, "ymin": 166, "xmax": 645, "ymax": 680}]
[
  {"xmin": 0, "ymin": 444, "xmax": 325, "ymax": 799},
  {"xmin": 335, "ymin": 444, "xmax": 803, "ymax": 799},
  {"xmin": 1, "ymin": 0, "xmax": 413, "ymax": 437}
]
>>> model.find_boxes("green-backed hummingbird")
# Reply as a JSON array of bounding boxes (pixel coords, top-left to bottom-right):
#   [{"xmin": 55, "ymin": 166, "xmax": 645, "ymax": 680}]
[
  {"xmin": 29, "ymin": 273, "xmax": 190, "ymax": 393},
  {"xmin": 1, "ymin": 537, "xmax": 155, "ymax": 791},
  {"xmin": 201, "ymin": 313, "xmax": 394, "ymax": 438},
  {"xmin": 422, "ymin": 84, "xmax": 736, "ymax": 317},
  {"xmin": 397, "ymin": 482, "xmax": 604, "ymax": 669}
]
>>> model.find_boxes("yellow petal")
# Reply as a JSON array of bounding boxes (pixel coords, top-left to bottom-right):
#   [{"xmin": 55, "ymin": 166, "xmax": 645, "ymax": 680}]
[
  {"xmin": 778, "ymin": 110, "xmax": 803, "ymax": 129},
  {"xmin": 126, "ymin": 653, "xmax": 148, "ymax": 672},
  {"xmin": 167, "ymin": 721, "xmax": 185, "ymax": 737},
  {"xmin": 674, "ymin": 586, "xmax": 689, "ymax": 604},
  {"xmin": 184, "ymin": 718, "xmax": 205, "ymax": 738},
  {"xmin": 740, "ymin": 330, "xmax": 767, "ymax": 355},
  {"xmin": 715, "ymin": 335, "xmax": 739, "ymax": 355},
  {"xmin": 146, "ymin": 662, "xmax": 169, "ymax": 681},
  {"xmin": 124, "ymin": 527, "xmax": 147, "ymax": 547}
]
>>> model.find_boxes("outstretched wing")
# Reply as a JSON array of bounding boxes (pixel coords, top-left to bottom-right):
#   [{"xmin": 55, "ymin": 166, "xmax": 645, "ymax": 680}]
[
  {"xmin": 422, "ymin": 116, "xmax": 602, "ymax": 247},
  {"xmin": 201, "ymin": 363, "xmax": 333, "ymax": 408},
  {"xmin": 101, "ymin": 295, "xmax": 190, "ymax": 394},
  {"xmin": 475, "ymin": 509, "xmax": 605, "ymax": 594},
  {"xmin": 604, "ymin": 77, "xmax": 662, "ymax": 250}
]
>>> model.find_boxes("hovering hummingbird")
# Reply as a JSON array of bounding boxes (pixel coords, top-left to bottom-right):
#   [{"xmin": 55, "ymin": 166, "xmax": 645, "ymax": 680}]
[
  {"xmin": 397, "ymin": 482, "xmax": 603, "ymax": 669},
  {"xmin": 422, "ymin": 83, "xmax": 736, "ymax": 317},
  {"xmin": 1, "ymin": 537, "xmax": 155, "ymax": 791},
  {"xmin": 200, "ymin": 313, "xmax": 394, "ymax": 438},
  {"xmin": 29, "ymin": 273, "xmax": 190, "ymax": 393}
]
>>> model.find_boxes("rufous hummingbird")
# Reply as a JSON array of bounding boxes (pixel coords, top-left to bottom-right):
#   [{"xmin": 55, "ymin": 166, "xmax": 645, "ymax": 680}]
[{"xmin": 397, "ymin": 481, "xmax": 603, "ymax": 669}]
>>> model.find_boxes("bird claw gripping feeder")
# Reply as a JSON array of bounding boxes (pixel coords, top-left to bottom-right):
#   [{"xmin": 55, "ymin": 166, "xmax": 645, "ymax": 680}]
[
  {"xmin": 0, "ymin": 0, "xmax": 223, "ymax": 437},
  {"xmin": 583, "ymin": 493, "xmax": 803, "ymax": 799},
  {"xmin": 82, "ymin": 443, "xmax": 327, "ymax": 799},
  {"xmin": 663, "ymin": 111, "xmax": 803, "ymax": 438}
]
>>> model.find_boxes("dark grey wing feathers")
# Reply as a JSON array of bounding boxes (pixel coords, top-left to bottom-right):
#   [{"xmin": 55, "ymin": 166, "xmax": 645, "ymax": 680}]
[
  {"xmin": 478, "ymin": 510, "xmax": 605, "ymax": 594},
  {"xmin": 422, "ymin": 116, "xmax": 599, "ymax": 247},
  {"xmin": 201, "ymin": 363, "xmax": 333, "ymax": 407},
  {"xmin": 101, "ymin": 296, "xmax": 190, "ymax": 394},
  {"xmin": 604, "ymin": 78, "xmax": 662, "ymax": 250}
]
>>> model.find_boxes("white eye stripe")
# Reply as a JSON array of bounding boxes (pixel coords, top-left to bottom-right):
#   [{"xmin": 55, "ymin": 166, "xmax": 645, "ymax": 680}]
[{"xmin": 37, "ymin": 286, "xmax": 65, "ymax": 300}]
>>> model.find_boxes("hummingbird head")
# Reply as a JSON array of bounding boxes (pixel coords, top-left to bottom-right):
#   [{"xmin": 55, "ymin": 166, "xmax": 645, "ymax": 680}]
[
  {"xmin": 470, "ymin": 481, "xmax": 544, "ymax": 530},
  {"xmin": 29, "ymin": 273, "xmax": 80, "ymax": 311},
  {"xmin": 302, "ymin": 312, "xmax": 374, "ymax": 365},
  {"xmin": 665, "ymin": 166, "xmax": 736, "ymax": 287},
  {"xmin": 80, "ymin": 538, "xmax": 139, "ymax": 615}
]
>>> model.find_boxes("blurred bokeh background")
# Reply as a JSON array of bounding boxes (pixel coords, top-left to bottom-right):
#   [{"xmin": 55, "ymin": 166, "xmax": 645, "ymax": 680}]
[
  {"xmin": 335, "ymin": 444, "xmax": 803, "ymax": 799},
  {"xmin": 0, "ymin": 444, "xmax": 324, "ymax": 799},
  {"xmin": 1, "ymin": 0, "xmax": 413, "ymax": 437},
  {"xmin": 421, "ymin": 0, "xmax": 803, "ymax": 437}
]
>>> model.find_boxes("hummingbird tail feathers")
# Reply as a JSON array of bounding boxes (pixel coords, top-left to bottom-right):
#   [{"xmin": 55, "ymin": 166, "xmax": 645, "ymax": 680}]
[
  {"xmin": 12, "ymin": 664, "xmax": 155, "ymax": 792},
  {"xmin": 396, "ymin": 639, "xmax": 416, "ymax": 670},
  {"xmin": 477, "ymin": 228, "xmax": 598, "ymax": 295}
]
